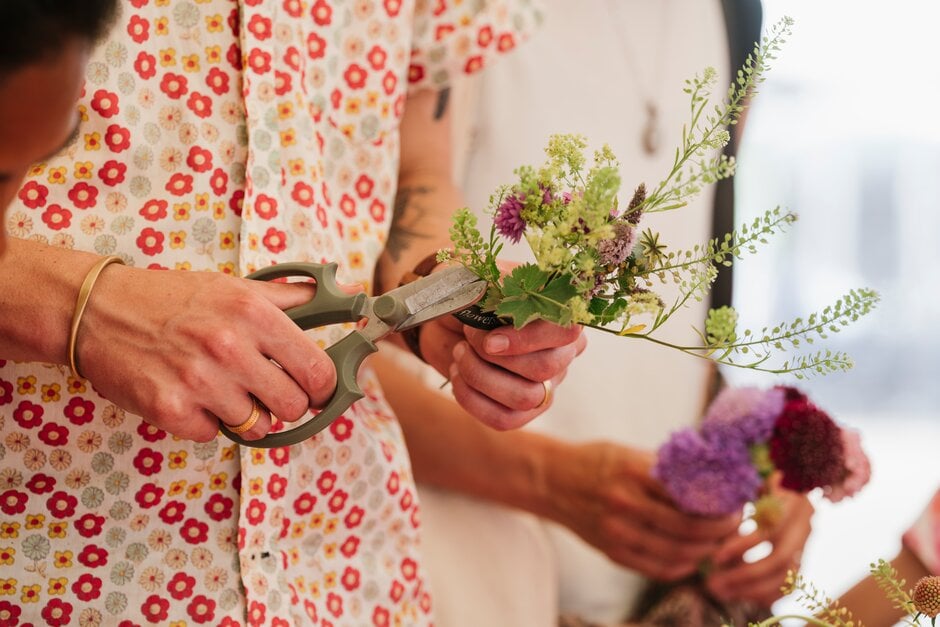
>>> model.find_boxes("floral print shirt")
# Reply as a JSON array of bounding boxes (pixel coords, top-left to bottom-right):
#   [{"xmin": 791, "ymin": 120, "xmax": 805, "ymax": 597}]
[
  {"xmin": 0, "ymin": 1, "xmax": 539, "ymax": 625},
  {"xmin": 904, "ymin": 488, "xmax": 940, "ymax": 575}
]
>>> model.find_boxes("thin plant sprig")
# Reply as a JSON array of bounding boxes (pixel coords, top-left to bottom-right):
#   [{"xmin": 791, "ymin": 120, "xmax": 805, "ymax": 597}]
[
  {"xmin": 633, "ymin": 16, "xmax": 795, "ymax": 219},
  {"xmin": 871, "ymin": 559, "xmax": 923, "ymax": 625},
  {"xmin": 739, "ymin": 570, "xmax": 861, "ymax": 627}
]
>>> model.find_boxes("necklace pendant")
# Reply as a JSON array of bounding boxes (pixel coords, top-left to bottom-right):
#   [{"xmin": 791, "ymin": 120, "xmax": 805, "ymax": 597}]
[{"xmin": 642, "ymin": 102, "xmax": 660, "ymax": 155}]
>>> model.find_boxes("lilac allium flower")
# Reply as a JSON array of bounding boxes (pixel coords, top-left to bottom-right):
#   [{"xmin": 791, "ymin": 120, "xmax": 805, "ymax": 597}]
[
  {"xmin": 495, "ymin": 194, "xmax": 526, "ymax": 243},
  {"xmin": 653, "ymin": 425, "xmax": 762, "ymax": 516},
  {"xmin": 823, "ymin": 428, "xmax": 871, "ymax": 503},
  {"xmin": 596, "ymin": 222, "xmax": 636, "ymax": 267},
  {"xmin": 702, "ymin": 386, "xmax": 786, "ymax": 447}
]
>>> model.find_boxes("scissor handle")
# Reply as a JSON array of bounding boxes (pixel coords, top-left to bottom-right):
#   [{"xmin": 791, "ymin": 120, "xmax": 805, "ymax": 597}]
[
  {"xmin": 218, "ymin": 262, "xmax": 375, "ymax": 448},
  {"xmin": 220, "ymin": 330, "xmax": 378, "ymax": 448},
  {"xmin": 248, "ymin": 262, "xmax": 369, "ymax": 328}
]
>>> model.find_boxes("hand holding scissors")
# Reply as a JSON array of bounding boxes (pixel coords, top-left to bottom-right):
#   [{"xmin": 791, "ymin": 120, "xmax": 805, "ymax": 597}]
[{"xmin": 220, "ymin": 261, "xmax": 486, "ymax": 448}]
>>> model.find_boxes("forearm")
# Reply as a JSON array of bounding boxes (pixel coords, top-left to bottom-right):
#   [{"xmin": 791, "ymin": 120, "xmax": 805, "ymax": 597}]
[
  {"xmin": 0, "ymin": 237, "xmax": 105, "ymax": 364},
  {"xmin": 836, "ymin": 545, "xmax": 930, "ymax": 626},
  {"xmin": 374, "ymin": 88, "xmax": 457, "ymax": 295},
  {"xmin": 373, "ymin": 347, "xmax": 565, "ymax": 517}
]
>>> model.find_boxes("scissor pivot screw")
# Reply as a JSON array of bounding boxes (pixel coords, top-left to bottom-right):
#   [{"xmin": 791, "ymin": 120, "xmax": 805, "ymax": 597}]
[{"xmin": 373, "ymin": 295, "xmax": 409, "ymax": 326}]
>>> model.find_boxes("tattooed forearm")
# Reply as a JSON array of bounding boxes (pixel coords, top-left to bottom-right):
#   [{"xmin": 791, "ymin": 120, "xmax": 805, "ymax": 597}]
[
  {"xmin": 386, "ymin": 185, "xmax": 436, "ymax": 263},
  {"xmin": 433, "ymin": 87, "xmax": 450, "ymax": 121}
]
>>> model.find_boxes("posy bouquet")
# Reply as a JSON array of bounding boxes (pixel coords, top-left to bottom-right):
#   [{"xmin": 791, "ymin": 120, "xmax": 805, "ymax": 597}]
[
  {"xmin": 653, "ymin": 385, "xmax": 871, "ymax": 523},
  {"xmin": 441, "ymin": 17, "xmax": 879, "ymax": 377}
]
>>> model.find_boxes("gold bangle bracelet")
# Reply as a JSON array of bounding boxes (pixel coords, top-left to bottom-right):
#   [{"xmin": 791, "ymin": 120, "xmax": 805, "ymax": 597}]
[{"xmin": 68, "ymin": 255, "xmax": 125, "ymax": 379}]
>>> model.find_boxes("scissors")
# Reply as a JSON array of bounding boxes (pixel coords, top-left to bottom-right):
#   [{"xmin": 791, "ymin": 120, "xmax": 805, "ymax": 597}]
[{"xmin": 219, "ymin": 261, "xmax": 488, "ymax": 448}]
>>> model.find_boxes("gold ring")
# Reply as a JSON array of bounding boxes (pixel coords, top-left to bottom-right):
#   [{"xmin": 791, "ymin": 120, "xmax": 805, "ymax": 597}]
[
  {"xmin": 536, "ymin": 379, "xmax": 553, "ymax": 409},
  {"xmin": 229, "ymin": 397, "xmax": 262, "ymax": 434}
]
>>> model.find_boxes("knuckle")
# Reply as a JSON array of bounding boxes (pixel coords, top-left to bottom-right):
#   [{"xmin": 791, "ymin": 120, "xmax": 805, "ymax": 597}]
[
  {"xmin": 303, "ymin": 352, "xmax": 337, "ymax": 398},
  {"xmin": 275, "ymin": 391, "xmax": 308, "ymax": 423},
  {"xmin": 204, "ymin": 327, "xmax": 242, "ymax": 362}
]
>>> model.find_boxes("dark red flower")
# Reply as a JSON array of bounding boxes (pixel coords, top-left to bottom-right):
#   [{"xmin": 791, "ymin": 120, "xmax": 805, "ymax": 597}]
[
  {"xmin": 210, "ymin": 168, "xmax": 228, "ymax": 195},
  {"xmin": 72, "ymin": 573, "xmax": 102, "ymax": 601},
  {"xmin": 293, "ymin": 492, "xmax": 317, "ymax": 515},
  {"xmin": 41, "ymin": 598, "xmax": 73, "ymax": 626},
  {"xmin": 247, "ymin": 14, "xmax": 272, "ymax": 40},
  {"xmin": 90, "ymin": 89, "xmax": 120, "ymax": 118},
  {"xmin": 18, "ymin": 180, "xmax": 48, "ymax": 208},
  {"xmin": 275, "ymin": 69, "xmax": 292, "ymax": 96},
  {"xmin": 770, "ymin": 401, "xmax": 846, "ymax": 491},
  {"xmin": 139, "ymin": 199, "xmax": 168, "ymax": 222},
  {"xmin": 247, "ymin": 49, "xmax": 272, "ymax": 75},
  {"xmin": 343, "ymin": 63, "xmax": 368, "ymax": 89},
  {"xmin": 133, "ymin": 448, "xmax": 163, "ymax": 476},
  {"xmin": 99, "ymin": 160, "xmax": 127, "ymax": 186},
  {"xmin": 134, "ymin": 51, "xmax": 157, "ymax": 80},
  {"xmin": 329, "ymin": 416, "xmax": 353, "ymax": 442},
  {"xmin": 41, "ymin": 204, "xmax": 72, "ymax": 231},
  {"xmin": 245, "ymin": 498, "xmax": 266, "ymax": 525},
  {"xmin": 205, "ymin": 66, "xmax": 230, "ymax": 96},
  {"xmin": 127, "ymin": 15, "xmax": 150, "ymax": 44},
  {"xmin": 64, "ymin": 396, "xmax": 95, "ymax": 425},
  {"xmin": 37, "ymin": 422, "xmax": 70, "ymax": 447},
  {"xmin": 343, "ymin": 505, "xmax": 364, "ymax": 529},
  {"xmin": 159, "ymin": 500, "xmax": 186, "ymax": 525},
  {"xmin": 327, "ymin": 489, "xmax": 348, "ymax": 514},
  {"xmin": 186, "ymin": 91, "xmax": 212, "ymax": 119},
  {"xmin": 312, "ymin": 0, "xmax": 332, "ymax": 25},
  {"xmin": 141, "ymin": 595, "xmax": 170, "ymax": 622},
  {"xmin": 0, "ymin": 490, "xmax": 28, "ymax": 515},
  {"xmin": 0, "ymin": 380, "xmax": 11, "ymax": 406},
  {"xmin": 105, "ymin": 124, "xmax": 131, "ymax": 152},
  {"xmin": 262, "ymin": 227, "xmax": 287, "ymax": 254},
  {"xmin": 25, "ymin": 473, "xmax": 56, "ymax": 495},
  {"xmin": 384, "ymin": 0, "xmax": 401, "ymax": 17},
  {"xmin": 167, "ymin": 572, "xmax": 196, "ymax": 600},
  {"xmin": 135, "ymin": 482, "xmax": 165, "ymax": 509},
  {"xmin": 204, "ymin": 493, "xmax": 233, "ymax": 521},
  {"xmin": 180, "ymin": 518, "xmax": 209, "ymax": 545},
  {"xmin": 13, "ymin": 399, "xmax": 43, "ymax": 429},
  {"xmin": 267, "ymin": 474, "xmax": 288, "ymax": 500},
  {"xmin": 137, "ymin": 421, "xmax": 167, "ymax": 442},
  {"xmin": 339, "ymin": 535, "xmax": 359, "ymax": 558},
  {"xmin": 137, "ymin": 227, "xmax": 165, "ymax": 256},
  {"xmin": 291, "ymin": 182, "xmax": 315, "ymax": 207},
  {"xmin": 248, "ymin": 600, "xmax": 266, "ymax": 627},
  {"xmin": 0, "ymin": 601, "xmax": 21, "ymax": 625},
  {"xmin": 166, "ymin": 172, "xmax": 194, "ymax": 196},
  {"xmin": 317, "ymin": 470, "xmax": 337, "ymax": 495},
  {"xmin": 47, "ymin": 491, "xmax": 79, "ymax": 519},
  {"xmin": 74, "ymin": 512, "xmax": 106, "ymax": 538},
  {"xmin": 160, "ymin": 73, "xmax": 188, "ymax": 99},
  {"xmin": 254, "ymin": 193, "xmax": 278, "ymax": 219},
  {"xmin": 307, "ymin": 32, "xmax": 327, "ymax": 60},
  {"xmin": 68, "ymin": 182, "xmax": 99, "ymax": 209}
]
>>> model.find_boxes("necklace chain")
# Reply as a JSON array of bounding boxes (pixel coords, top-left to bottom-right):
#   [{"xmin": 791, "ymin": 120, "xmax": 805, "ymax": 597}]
[{"xmin": 606, "ymin": 0, "xmax": 673, "ymax": 155}]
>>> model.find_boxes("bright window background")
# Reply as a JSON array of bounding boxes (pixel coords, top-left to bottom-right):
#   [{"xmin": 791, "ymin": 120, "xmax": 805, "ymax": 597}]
[{"xmin": 728, "ymin": 0, "xmax": 940, "ymax": 618}]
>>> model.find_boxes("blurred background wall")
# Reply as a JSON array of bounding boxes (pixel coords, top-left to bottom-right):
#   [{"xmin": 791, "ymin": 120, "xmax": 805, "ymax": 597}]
[{"xmin": 728, "ymin": 0, "xmax": 940, "ymax": 615}]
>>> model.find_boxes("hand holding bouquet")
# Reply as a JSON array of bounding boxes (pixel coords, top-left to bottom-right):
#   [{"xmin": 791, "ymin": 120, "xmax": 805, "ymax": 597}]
[
  {"xmin": 653, "ymin": 385, "xmax": 871, "ymax": 524},
  {"xmin": 442, "ymin": 17, "xmax": 878, "ymax": 377}
]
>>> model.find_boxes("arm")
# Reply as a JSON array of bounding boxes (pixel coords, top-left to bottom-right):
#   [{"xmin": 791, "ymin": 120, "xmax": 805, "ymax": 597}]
[
  {"xmin": 375, "ymin": 347, "xmax": 741, "ymax": 581},
  {"xmin": 383, "ymin": 91, "xmax": 585, "ymax": 430},
  {"xmin": 835, "ymin": 545, "xmax": 929, "ymax": 627},
  {"xmin": 0, "ymin": 237, "xmax": 337, "ymax": 441}
]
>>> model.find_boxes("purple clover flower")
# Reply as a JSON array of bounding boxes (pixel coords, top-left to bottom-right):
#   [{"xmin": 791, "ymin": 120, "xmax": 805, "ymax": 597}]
[
  {"xmin": 653, "ymin": 425, "xmax": 762, "ymax": 516},
  {"xmin": 596, "ymin": 222, "xmax": 636, "ymax": 267},
  {"xmin": 495, "ymin": 194, "xmax": 526, "ymax": 243}
]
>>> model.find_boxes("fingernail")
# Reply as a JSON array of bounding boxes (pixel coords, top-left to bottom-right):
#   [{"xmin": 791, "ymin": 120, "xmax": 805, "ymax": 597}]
[
  {"xmin": 452, "ymin": 342, "xmax": 467, "ymax": 361},
  {"xmin": 448, "ymin": 363, "xmax": 459, "ymax": 381},
  {"xmin": 484, "ymin": 333, "xmax": 509, "ymax": 354}
]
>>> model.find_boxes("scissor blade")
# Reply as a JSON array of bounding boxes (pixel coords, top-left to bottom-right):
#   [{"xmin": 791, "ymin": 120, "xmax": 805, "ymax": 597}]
[{"xmin": 390, "ymin": 265, "xmax": 488, "ymax": 331}]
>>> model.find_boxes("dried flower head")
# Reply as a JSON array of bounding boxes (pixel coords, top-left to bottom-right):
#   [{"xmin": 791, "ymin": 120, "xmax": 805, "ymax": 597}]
[
  {"xmin": 769, "ymin": 398, "xmax": 846, "ymax": 492},
  {"xmin": 596, "ymin": 222, "xmax": 636, "ymax": 267},
  {"xmin": 913, "ymin": 576, "xmax": 940, "ymax": 618}
]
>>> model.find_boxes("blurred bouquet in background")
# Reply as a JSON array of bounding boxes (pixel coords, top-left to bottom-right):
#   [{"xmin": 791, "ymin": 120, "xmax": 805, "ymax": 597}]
[
  {"xmin": 442, "ymin": 16, "xmax": 879, "ymax": 378},
  {"xmin": 653, "ymin": 385, "xmax": 871, "ymax": 524}
]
